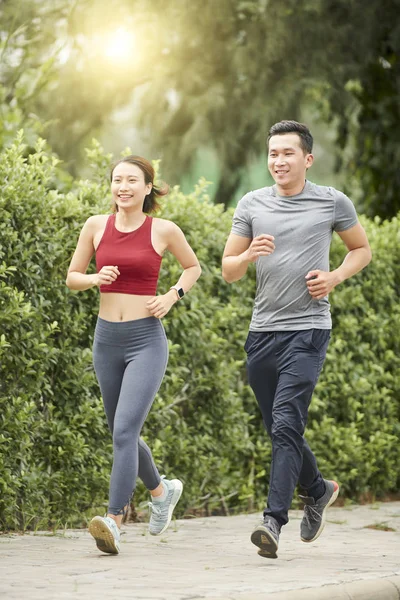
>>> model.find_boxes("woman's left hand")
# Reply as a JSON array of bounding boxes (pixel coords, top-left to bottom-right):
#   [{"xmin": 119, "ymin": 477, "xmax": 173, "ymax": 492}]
[{"xmin": 146, "ymin": 291, "xmax": 177, "ymax": 318}]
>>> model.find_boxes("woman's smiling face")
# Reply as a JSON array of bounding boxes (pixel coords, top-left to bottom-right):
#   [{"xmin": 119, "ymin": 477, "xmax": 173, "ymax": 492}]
[{"xmin": 111, "ymin": 162, "xmax": 152, "ymax": 211}]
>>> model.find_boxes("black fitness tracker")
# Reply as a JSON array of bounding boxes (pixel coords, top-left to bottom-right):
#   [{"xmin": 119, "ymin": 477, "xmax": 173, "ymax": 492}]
[{"xmin": 170, "ymin": 285, "xmax": 184, "ymax": 299}]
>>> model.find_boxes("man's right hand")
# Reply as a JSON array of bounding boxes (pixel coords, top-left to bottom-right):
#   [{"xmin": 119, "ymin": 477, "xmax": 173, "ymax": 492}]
[
  {"xmin": 244, "ymin": 234, "xmax": 275, "ymax": 263},
  {"xmin": 222, "ymin": 233, "xmax": 275, "ymax": 283}
]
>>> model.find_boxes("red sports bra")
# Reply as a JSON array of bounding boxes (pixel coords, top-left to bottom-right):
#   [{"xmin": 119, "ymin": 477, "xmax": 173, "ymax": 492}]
[{"xmin": 95, "ymin": 214, "xmax": 162, "ymax": 295}]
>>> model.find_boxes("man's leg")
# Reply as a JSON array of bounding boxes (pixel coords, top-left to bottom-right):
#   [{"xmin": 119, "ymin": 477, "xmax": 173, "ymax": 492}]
[
  {"xmin": 246, "ymin": 331, "xmax": 277, "ymax": 436},
  {"xmin": 298, "ymin": 438, "xmax": 326, "ymax": 499},
  {"xmin": 264, "ymin": 329, "xmax": 330, "ymax": 526},
  {"xmin": 246, "ymin": 331, "xmax": 281, "ymax": 557},
  {"xmin": 246, "ymin": 331, "xmax": 328, "ymax": 505},
  {"xmin": 246, "ymin": 329, "xmax": 335, "ymax": 556}
]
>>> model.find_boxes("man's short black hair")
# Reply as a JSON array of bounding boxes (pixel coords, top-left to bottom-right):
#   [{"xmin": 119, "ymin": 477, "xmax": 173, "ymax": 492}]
[{"xmin": 267, "ymin": 120, "xmax": 313, "ymax": 154}]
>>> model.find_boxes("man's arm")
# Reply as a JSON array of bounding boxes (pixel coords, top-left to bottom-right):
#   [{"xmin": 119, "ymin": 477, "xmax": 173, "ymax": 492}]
[
  {"xmin": 222, "ymin": 233, "xmax": 275, "ymax": 283},
  {"xmin": 335, "ymin": 222, "xmax": 372, "ymax": 280},
  {"xmin": 306, "ymin": 222, "xmax": 372, "ymax": 299}
]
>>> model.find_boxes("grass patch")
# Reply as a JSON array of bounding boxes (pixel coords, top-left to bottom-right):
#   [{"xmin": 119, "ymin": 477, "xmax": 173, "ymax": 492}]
[{"xmin": 363, "ymin": 522, "xmax": 396, "ymax": 532}]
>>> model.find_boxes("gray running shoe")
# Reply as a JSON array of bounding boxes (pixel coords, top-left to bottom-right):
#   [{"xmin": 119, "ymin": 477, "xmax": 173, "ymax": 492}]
[
  {"xmin": 88, "ymin": 516, "xmax": 121, "ymax": 554},
  {"xmin": 250, "ymin": 516, "xmax": 280, "ymax": 559},
  {"xmin": 148, "ymin": 478, "xmax": 183, "ymax": 536},
  {"xmin": 300, "ymin": 479, "xmax": 339, "ymax": 543}
]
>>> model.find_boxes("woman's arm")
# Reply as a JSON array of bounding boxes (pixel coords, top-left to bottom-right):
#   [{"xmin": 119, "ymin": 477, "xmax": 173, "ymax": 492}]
[
  {"xmin": 66, "ymin": 216, "xmax": 119, "ymax": 291},
  {"xmin": 146, "ymin": 220, "xmax": 201, "ymax": 318}
]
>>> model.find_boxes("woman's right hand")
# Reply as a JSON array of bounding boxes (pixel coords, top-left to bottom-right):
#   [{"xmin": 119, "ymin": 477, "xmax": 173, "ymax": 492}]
[{"xmin": 95, "ymin": 265, "xmax": 120, "ymax": 286}]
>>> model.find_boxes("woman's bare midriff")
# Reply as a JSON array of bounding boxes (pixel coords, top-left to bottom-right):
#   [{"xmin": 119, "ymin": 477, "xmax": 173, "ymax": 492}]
[{"xmin": 98, "ymin": 293, "xmax": 155, "ymax": 322}]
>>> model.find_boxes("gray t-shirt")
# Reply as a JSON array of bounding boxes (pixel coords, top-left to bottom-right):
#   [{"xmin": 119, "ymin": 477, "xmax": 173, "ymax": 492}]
[{"xmin": 231, "ymin": 180, "xmax": 358, "ymax": 331}]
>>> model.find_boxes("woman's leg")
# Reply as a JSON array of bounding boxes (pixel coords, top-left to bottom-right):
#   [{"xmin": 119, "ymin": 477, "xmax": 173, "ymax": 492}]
[
  {"xmin": 138, "ymin": 438, "xmax": 162, "ymax": 491},
  {"xmin": 89, "ymin": 320, "xmax": 128, "ymax": 554},
  {"xmin": 93, "ymin": 317, "xmax": 168, "ymax": 515},
  {"xmin": 108, "ymin": 341, "xmax": 168, "ymax": 516},
  {"xmin": 89, "ymin": 317, "xmax": 180, "ymax": 551},
  {"xmin": 92, "ymin": 338, "xmax": 125, "ymax": 435}
]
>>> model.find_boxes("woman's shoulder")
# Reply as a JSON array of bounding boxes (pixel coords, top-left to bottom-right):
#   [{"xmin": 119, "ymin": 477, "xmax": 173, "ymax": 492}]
[
  {"xmin": 151, "ymin": 216, "xmax": 180, "ymax": 234},
  {"xmin": 85, "ymin": 213, "xmax": 111, "ymax": 230}
]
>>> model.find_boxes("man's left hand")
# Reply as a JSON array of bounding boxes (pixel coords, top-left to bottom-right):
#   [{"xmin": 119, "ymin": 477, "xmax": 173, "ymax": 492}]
[{"xmin": 305, "ymin": 270, "xmax": 341, "ymax": 300}]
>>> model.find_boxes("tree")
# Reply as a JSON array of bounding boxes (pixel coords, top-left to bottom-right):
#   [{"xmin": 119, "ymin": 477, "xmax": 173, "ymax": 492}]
[
  {"xmin": 0, "ymin": 0, "xmax": 307, "ymax": 199},
  {"xmin": 319, "ymin": 0, "xmax": 400, "ymax": 220},
  {"xmin": 135, "ymin": 0, "xmax": 304, "ymax": 206},
  {"xmin": 137, "ymin": 0, "xmax": 400, "ymax": 215},
  {"xmin": 2, "ymin": 0, "xmax": 399, "ymax": 215},
  {"xmin": 0, "ymin": 0, "xmax": 77, "ymax": 146}
]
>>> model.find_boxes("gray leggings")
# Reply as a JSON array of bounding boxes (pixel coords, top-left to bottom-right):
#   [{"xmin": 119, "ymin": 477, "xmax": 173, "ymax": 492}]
[{"xmin": 93, "ymin": 316, "xmax": 169, "ymax": 515}]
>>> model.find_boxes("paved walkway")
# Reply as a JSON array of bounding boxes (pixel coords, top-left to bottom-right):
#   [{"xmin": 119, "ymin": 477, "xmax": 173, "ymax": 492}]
[{"xmin": 1, "ymin": 502, "xmax": 399, "ymax": 600}]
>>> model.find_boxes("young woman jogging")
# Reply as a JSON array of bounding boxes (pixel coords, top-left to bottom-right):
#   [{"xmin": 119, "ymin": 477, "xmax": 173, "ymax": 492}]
[{"xmin": 66, "ymin": 155, "xmax": 201, "ymax": 554}]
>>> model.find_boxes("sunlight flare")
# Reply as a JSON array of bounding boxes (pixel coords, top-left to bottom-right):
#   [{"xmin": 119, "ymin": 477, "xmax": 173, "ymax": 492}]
[{"xmin": 104, "ymin": 28, "xmax": 136, "ymax": 60}]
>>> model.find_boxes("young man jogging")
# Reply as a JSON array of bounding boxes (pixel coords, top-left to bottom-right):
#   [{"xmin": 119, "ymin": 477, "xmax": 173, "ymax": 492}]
[{"xmin": 222, "ymin": 120, "xmax": 371, "ymax": 559}]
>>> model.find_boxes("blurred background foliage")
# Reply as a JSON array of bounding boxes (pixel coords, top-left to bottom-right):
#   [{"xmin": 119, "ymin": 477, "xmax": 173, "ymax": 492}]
[
  {"xmin": 1, "ymin": 0, "xmax": 399, "ymax": 215},
  {"xmin": 0, "ymin": 1, "xmax": 399, "ymax": 530}
]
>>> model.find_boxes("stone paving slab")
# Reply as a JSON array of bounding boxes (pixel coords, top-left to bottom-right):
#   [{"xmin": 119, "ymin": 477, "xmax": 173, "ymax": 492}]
[{"xmin": 0, "ymin": 502, "xmax": 399, "ymax": 600}]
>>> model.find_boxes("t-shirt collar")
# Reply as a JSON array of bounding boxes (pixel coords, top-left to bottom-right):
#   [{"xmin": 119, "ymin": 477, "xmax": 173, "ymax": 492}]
[{"xmin": 272, "ymin": 179, "xmax": 311, "ymax": 198}]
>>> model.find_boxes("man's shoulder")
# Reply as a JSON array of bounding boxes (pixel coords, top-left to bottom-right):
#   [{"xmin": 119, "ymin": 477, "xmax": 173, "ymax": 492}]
[
  {"xmin": 241, "ymin": 185, "xmax": 276, "ymax": 204},
  {"xmin": 306, "ymin": 181, "xmax": 345, "ymax": 200}
]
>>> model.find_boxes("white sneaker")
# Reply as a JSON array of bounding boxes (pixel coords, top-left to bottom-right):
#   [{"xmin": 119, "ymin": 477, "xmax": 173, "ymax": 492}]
[
  {"xmin": 88, "ymin": 516, "xmax": 121, "ymax": 554},
  {"xmin": 148, "ymin": 478, "xmax": 183, "ymax": 536}
]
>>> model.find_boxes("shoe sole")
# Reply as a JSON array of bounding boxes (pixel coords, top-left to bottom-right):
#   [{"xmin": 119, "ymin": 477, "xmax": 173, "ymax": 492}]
[
  {"xmin": 88, "ymin": 517, "xmax": 120, "ymax": 554},
  {"xmin": 250, "ymin": 526, "xmax": 278, "ymax": 559},
  {"xmin": 301, "ymin": 481, "xmax": 340, "ymax": 543},
  {"xmin": 150, "ymin": 479, "xmax": 183, "ymax": 536}
]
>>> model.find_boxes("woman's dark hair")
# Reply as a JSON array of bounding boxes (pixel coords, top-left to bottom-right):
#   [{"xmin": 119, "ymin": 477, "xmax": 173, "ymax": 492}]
[
  {"xmin": 267, "ymin": 120, "xmax": 313, "ymax": 154},
  {"xmin": 110, "ymin": 155, "xmax": 169, "ymax": 213}
]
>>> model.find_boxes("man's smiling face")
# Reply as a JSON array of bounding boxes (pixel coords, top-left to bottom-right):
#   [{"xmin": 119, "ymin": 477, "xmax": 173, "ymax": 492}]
[{"xmin": 268, "ymin": 133, "xmax": 313, "ymax": 192}]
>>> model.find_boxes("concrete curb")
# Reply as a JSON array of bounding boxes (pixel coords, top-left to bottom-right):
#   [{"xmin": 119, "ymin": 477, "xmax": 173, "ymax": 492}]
[
  {"xmin": 268, "ymin": 575, "xmax": 400, "ymax": 600},
  {"xmin": 199, "ymin": 575, "xmax": 400, "ymax": 600}
]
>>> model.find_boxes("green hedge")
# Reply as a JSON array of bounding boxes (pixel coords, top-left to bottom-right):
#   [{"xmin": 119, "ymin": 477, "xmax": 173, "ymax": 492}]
[{"xmin": 0, "ymin": 134, "xmax": 399, "ymax": 530}]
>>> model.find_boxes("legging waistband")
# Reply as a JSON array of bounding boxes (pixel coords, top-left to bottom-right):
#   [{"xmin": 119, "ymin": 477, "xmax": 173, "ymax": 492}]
[{"xmin": 94, "ymin": 316, "xmax": 166, "ymax": 346}]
